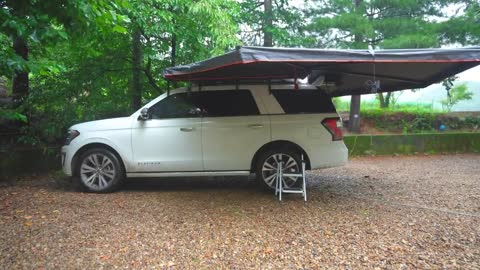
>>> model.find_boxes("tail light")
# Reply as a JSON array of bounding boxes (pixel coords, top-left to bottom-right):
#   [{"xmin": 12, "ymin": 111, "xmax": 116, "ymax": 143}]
[{"xmin": 322, "ymin": 117, "xmax": 343, "ymax": 141}]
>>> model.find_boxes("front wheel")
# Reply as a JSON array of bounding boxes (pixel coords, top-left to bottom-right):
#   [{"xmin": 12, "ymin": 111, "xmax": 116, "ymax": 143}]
[
  {"xmin": 75, "ymin": 148, "xmax": 124, "ymax": 193},
  {"xmin": 255, "ymin": 149, "xmax": 302, "ymax": 190}
]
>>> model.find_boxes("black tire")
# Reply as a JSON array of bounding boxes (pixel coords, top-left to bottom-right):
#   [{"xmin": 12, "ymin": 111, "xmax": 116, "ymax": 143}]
[
  {"xmin": 74, "ymin": 148, "xmax": 125, "ymax": 193},
  {"xmin": 255, "ymin": 147, "xmax": 302, "ymax": 191}
]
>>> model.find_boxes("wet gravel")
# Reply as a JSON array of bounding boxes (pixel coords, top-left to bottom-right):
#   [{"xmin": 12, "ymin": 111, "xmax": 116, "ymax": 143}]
[{"xmin": 1, "ymin": 154, "xmax": 479, "ymax": 269}]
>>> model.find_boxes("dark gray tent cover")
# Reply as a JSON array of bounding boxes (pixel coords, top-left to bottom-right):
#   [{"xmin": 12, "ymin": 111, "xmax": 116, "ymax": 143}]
[{"xmin": 163, "ymin": 46, "xmax": 480, "ymax": 96}]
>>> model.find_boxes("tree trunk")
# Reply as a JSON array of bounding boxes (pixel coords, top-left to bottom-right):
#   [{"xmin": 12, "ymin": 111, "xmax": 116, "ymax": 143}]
[
  {"xmin": 12, "ymin": 36, "xmax": 28, "ymax": 101},
  {"xmin": 378, "ymin": 92, "xmax": 392, "ymax": 108},
  {"xmin": 348, "ymin": 95, "xmax": 361, "ymax": 133},
  {"xmin": 348, "ymin": 0, "xmax": 363, "ymax": 133},
  {"xmin": 171, "ymin": 33, "xmax": 178, "ymax": 88},
  {"xmin": 131, "ymin": 27, "xmax": 142, "ymax": 111},
  {"xmin": 263, "ymin": 0, "xmax": 273, "ymax": 47},
  {"xmin": 378, "ymin": 93, "xmax": 386, "ymax": 108},
  {"xmin": 385, "ymin": 92, "xmax": 391, "ymax": 107}
]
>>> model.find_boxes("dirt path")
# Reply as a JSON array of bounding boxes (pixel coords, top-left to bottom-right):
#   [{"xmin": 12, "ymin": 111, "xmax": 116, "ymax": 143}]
[{"xmin": 1, "ymin": 154, "xmax": 479, "ymax": 269}]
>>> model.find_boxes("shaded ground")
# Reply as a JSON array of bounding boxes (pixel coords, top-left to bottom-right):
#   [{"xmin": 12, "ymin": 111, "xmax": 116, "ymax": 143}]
[{"xmin": 0, "ymin": 154, "xmax": 479, "ymax": 269}]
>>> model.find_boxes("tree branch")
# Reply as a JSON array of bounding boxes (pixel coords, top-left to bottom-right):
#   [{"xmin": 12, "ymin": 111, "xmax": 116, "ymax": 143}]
[{"xmin": 143, "ymin": 57, "xmax": 162, "ymax": 93}]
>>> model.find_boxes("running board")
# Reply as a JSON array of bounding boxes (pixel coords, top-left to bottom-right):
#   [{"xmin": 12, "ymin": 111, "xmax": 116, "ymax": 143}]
[{"xmin": 127, "ymin": 171, "xmax": 251, "ymax": 178}]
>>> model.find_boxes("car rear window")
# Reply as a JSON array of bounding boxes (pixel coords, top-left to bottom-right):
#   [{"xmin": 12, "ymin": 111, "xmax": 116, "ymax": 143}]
[
  {"xmin": 196, "ymin": 90, "xmax": 259, "ymax": 117},
  {"xmin": 272, "ymin": 90, "xmax": 336, "ymax": 114}
]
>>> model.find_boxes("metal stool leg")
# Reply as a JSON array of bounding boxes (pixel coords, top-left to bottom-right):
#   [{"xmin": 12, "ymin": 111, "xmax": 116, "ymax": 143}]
[
  {"xmin": 278, "ymin": 162, "xmax": 283, "ymax": 201},
  {"xmin": 274, "ymin": 156, "xmax": 307, "ymax": 202},
  {"xmin": 302, "ymin": 160, "xmax": 307, "ymax": 202}
]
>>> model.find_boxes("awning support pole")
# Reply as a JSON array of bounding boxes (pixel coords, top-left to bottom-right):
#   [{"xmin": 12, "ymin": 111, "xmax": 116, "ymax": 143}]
[
  {"xmin": 294, "ymin": 68, "xmax": 299, "ymax": 90},
  {"xmin": 368, "ymin": 48, "xmax": 380, "ymax": 93}
]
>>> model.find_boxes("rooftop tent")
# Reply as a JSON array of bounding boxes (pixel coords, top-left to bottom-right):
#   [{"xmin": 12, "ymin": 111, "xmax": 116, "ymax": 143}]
[{"xmin": 162, "ymin": 46, "xmax": 480, "ymax": 96}]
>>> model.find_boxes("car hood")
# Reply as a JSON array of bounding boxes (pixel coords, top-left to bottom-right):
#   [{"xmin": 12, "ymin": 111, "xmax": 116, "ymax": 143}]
[{"xmin": 70, "ymin": 117, "xmax": 132, "ymax": 132}]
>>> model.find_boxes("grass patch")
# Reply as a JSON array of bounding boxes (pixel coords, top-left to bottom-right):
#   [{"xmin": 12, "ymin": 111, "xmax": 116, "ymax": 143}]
[
  {"xmin": 344, "ymin": 132, "xmax": 480, "ymax": 156},
  {"xmin": 333, "ymin": 98, "xmax": 438, "ymax": 113}
]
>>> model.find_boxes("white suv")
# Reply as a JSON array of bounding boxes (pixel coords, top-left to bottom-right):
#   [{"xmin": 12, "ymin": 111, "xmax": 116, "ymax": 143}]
[{"xmin": 62, "ymin": 83, "xmax": 348, "ymax": 192}]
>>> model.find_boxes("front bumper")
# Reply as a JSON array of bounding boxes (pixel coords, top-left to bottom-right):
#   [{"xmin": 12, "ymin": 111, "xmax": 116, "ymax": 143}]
[{"xmin": 61, "ymin": 146, "xmax": 73, "ymax": 176}]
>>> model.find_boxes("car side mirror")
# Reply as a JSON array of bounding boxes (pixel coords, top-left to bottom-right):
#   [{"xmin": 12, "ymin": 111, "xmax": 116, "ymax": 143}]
[{"xmin": 138, "ymin": 107, "xmax": 150, "ymax": 121}]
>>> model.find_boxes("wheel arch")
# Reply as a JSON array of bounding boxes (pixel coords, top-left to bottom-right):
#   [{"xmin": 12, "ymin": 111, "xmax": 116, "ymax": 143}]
[
  {"xmin": 71, "ymin": 143, "xmax": 126, "ymax": 177},
  {"xmin": 250, "ymin": 140, "xmax": 311, "ymax": 172}
]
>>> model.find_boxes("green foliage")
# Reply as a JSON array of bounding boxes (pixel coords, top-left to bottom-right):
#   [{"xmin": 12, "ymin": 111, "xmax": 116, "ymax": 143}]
[
  {"xmin": 305, "ymin": 0, "xmax": 475, "ymax": 49},
  {"xmin": 0, "ymin": 108, "xmax": 27, "ymax": 122},
  {"xmin": 359, "ymin": 109, "xmax": 480, "ymax": 134},
  {"xmin": 0, "ymin": 0, "xmax": 478, "ymax": 148},
  {"xmin": 305, "ymin": 0, "xmax": 477, "ymax": 109},
  {"xmin": 333, "ymin": 97, "xmax": 436, "ymax": 113},
  {"xmin": 0, "ymin": 0, "xmax": 127, "ymax": 77},
  {"xmin": 0, "ymin": 0, "xmax": 240, "ymax": 147},
  {"xmin": 237, "ymin": 0, "xmax": 312, "ymax": 46},
  {"xmin": 344, "ymin": 133, "xmax": 480, "ymax": 156},
  {"xmin": 441, "ymin": 83, "xmax": 473, "ymax": 112}
]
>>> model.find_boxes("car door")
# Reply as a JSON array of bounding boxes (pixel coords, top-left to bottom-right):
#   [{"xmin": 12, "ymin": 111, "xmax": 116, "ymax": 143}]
[
  {"xmin": 131, "ymin": 92, "xmax": 203, "ymax": 172},
  {"xmin": 199, "ymin": 89, "xmax": 270, "ymax": 171}
]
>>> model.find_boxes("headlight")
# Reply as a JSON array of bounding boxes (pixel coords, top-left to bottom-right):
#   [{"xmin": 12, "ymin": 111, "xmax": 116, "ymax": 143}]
[{"xmin": 65, "ymin": 130, "xmax": 80, "ymax": 145}]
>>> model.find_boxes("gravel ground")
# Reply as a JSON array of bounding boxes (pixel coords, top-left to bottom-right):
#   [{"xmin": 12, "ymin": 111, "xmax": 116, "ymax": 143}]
[{"xmin": 1, "ymin": 154, "xmax": 479, "ymax": 269}]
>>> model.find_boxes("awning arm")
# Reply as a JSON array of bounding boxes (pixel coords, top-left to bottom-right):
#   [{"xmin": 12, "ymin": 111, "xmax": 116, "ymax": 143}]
[{"xmin": 338, "ymin": 71, "xmax": 425, "ymax": 84}]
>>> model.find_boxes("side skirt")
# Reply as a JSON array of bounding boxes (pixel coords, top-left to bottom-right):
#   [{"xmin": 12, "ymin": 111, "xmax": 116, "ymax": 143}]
[{"xmin": 126, "ymin": 171, "xmax": 252, "ymax": 178}]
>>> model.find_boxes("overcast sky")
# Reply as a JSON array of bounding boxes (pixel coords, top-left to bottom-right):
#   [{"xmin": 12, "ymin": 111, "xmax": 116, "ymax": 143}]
[{"xmin": 457, "ymin": 66, "xmax": 480, "ymax": 82}]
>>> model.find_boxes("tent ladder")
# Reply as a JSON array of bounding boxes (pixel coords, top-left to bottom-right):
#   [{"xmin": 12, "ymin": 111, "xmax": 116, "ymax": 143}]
[{"xmin": 275, "ymin": 154, "xmax": 307, "ymax": 202}]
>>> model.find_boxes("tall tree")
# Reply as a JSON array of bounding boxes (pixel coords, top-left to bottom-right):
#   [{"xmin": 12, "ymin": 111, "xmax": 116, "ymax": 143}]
[
  {"xmin": 263, "ymin": 0, "xmax": 273, "ymax": 47},
  {"xmin": 0, "ymin": 0, "xmax": 126, "ymax": 102},
  {"xmin": 125, "ymin": 0, "xmax": 239, "ymax": 97},
  {"xmin": 348, "ymin": 0, "xmax": 364, "ymax": 133},
  {"xmin": 0, "ymin": 0, "xmax": 240, "ymax": 146},
  {"xmin": 305, "ymin": 0, "xmax": 476, "ymax": 130},
  {"xmin": 238, "ymin": 0, "xmax": 309, "ymax": 46},
  {"xmin": 12, "ymin": 36, "xmax": 28, "ymax": 100},
  {"xmin": 130, "ymin": 25, "xmax": 142, "ymax": 111}
]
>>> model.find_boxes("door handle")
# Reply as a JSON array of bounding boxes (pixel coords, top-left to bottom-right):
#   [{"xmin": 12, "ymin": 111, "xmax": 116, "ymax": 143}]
[
  {"xmin": 248, "ymin": 124, "xmax": 264, "ymax": 129},
  {"xmin": 180, "ymin": 127, "xmax": 194, "ymax": 132}
]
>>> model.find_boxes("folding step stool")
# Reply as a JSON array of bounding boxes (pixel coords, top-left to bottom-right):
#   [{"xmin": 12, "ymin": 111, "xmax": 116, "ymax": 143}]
[{"xmin": 275, "ymin": 155, "xmax": 307, "ymax": 201}]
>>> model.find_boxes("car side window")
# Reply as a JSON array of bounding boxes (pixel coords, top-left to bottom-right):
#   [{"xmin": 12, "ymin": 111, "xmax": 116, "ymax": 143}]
[
  {"xmin": 149, "ymin": 93, "xmax": 202, "ymax": 119},
  {"xmin": 196, "ymin": 90, "xmax": 259, "ymax": 117},
  {"xmin": 272, "ymin": 90, "xmax": 336, "ymax": 114}
]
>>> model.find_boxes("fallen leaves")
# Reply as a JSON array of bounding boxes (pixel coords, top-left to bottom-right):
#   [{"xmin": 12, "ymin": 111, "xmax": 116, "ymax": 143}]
[{"xmin": 0, "ymin": 155, "xmax": 479, "ymax": 269}]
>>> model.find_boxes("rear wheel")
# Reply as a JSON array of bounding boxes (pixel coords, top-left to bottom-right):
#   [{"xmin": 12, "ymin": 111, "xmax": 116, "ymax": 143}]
[
  {"xmin": 75, "ymin": 148, "xmax": 124, "ymax": 193},
  {"xmin": 255, "ymin": 148, "xmax": 302, "ymax": 190}
]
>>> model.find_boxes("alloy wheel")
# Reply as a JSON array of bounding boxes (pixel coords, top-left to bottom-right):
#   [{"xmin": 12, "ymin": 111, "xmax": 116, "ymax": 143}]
[
  {"xmin": 80, "ymin": 153, "xmax": 116, "ymax": 191},
  {"xmin": 261, "ymin": 153, "xmax": 300, "ymax": 189}
]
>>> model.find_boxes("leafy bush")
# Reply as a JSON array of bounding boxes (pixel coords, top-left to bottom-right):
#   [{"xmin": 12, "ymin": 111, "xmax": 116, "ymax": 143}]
[
  {"xmin": 441, "ymin": 83, "xmax": 473, "ymax": 112},
  {"xmin": 360, "ymin": 109, "xmax": 479, "ymax": 134}
]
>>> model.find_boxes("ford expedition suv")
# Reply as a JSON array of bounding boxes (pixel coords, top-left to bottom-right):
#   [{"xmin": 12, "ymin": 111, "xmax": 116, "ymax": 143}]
[{"xmin": 62, "ymin": 83, "xmax": 348, "ymax": 192}]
